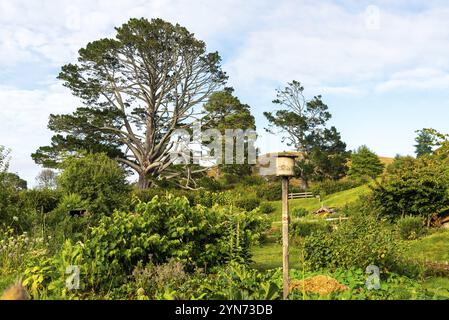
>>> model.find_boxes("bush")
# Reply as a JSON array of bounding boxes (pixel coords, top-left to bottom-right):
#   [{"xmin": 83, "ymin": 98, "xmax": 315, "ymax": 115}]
[
  {"xmin": 18, "ymin": 189, "xmax": 62, "ymax": 214},
  {"xmin": 255, "ymin": 183, "xmax": 282, "ymax": 201},
  {"xmin": 240, "ymin": 175, "xmax": 265, "ymax": 186},
  {"xmin": 182, "ymin": 262, "xmax": 281, "ymax": 300},
  {"xmin": 292, "ymin": 207, "xmax": 308, "ymax": 218},
  {"xmin": 303, "ymin": 214, "xmax": 402, "ymax": 272},
  {"xmin": 128, "ymin": 259, "xmax": 189, "ymax": 300},
  {"xmin": 371, "ymin": 156, "xmax": 449, "ymax": 224},
  {"xmin": 72, "ymin": 195, "xmax": 269, "ymax": 290},
  {"xmin": 396, "ymin": 216, "xmax": 426, "ymax": 240},
  {"xmin": 197, "ymin": 176, "xmax": 223, "ymax": 191},
  {"xmin": 235, "ymin": 197, "xmax": 261, "ymax": 212},
  {"xmin": 132, "ymin": 189, "xmax": 234, "ymax": 208},
  {"xmin": 47, "ymin": 194, "xmax": 92, "ymax": 242},
  {"xmin": 259, "ymin": 202, "xmax": 275, "ymax": 214},
  {"xmin": 57, "ymin": 153, "xmax": 131, "ymax": 214},
  {"xmin": 291, "ymin": 219, "xmax": 331, "ymax": 237}
]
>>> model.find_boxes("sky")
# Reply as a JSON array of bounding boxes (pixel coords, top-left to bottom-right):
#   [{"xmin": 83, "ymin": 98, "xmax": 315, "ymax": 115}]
[{"xmin": 2, "ymin": 0, "xmax": 449, "ymax": 186}]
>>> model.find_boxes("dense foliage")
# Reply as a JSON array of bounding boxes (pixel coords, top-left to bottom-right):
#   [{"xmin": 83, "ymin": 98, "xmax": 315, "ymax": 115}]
[
  {"xmin": 57, "ymin": 153, "xmax": 130, "ymax": 214},
  {"xmin": 303, "ymin": 214, "xmax": 402, "ymax": 272},
  {"xmin": 348, "ymin": 145, "xmax": 384, "ymax": 181},
  {"xmin": 372, "ymin": 155, "xmax": 449, "ymax": 224},
  {"xmin": 264, "ymin": 81, "xmax": 349, "ymax": 187},
  {"xmin": 21, "ymin": 194, "xmax": 270, "ymax": 296},
  {"xmin": 396, "ymin": 216, "xmax": 426, "ymax": 240}
]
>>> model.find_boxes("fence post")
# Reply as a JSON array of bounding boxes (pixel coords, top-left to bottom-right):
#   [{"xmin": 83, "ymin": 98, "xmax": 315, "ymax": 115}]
[{"xmin": 282, "ymin": 177, "xmax": 290, "ymax": 300}]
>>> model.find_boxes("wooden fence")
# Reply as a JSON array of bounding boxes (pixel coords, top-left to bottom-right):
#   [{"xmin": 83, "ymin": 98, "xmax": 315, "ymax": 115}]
[{"xmin": 288, "ymin": 192, "xmax": 316, "ymax": 199}]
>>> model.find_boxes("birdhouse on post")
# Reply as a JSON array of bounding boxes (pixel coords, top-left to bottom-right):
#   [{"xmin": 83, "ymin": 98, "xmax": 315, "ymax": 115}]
[
  {"xmin": 275, "ymin": 152, "xmax": 297, "ymax": 177},
  {"xmin": 275, "ymin": 152, "xmax": 298, "ymax": 300}
]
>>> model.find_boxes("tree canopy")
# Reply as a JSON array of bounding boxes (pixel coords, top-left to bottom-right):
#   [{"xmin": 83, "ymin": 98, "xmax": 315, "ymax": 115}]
[
  {"xmin": 415, "ymin": 129, "xmax": 435, "ymax": 158},
  {"xmin": 33, "ymin": 18, "xmax": 227, "ymax": 189},
  {"xmin": 202, "ymin": 88, "xmax": 256, "ymax": 176},
  {"xmin": 264, "ymin": 81, "xmax": 348, "ymax": 186},
  {"xmin": 348, "ymin": 145, "xmax": 384, "ymax": 180}
]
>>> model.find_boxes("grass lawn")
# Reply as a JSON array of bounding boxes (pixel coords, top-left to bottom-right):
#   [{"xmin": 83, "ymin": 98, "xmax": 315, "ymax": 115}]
[
  {"xmin": 406, "ymin": 229, "xmax": 449, "ymax": 263},
  {"xmin": 251, "ymin": 242, "xmax": 303, "ymax": 271},
  {"xmin": 422, "ymin": 277, "xmax": 449, "ymax": 298}
]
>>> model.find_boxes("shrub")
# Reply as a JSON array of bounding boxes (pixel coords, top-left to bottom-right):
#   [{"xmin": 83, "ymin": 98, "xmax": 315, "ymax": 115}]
[
  {"xmin": 197, "ymin": 176, "xmax": 223, "ymax": 191},
  {"xmin": 73, "ymin": 195, "xmax": 269, "ymax": 290},
  {"xmin": 371, "ymin": 156, "xmax": 449, "ymax": 225},
  {"xmin": 18, "ymin": 189, "xmax": 62, "ymax": 214},
  {"xmin": 291, "ymin": 219, "xmax": 331, "ymax": 237},
  {"xmin": 129, "ymin": 259, "xmax": 189, "ymax": 300},
  {"xmin": 46, "ymin": 194, "xmax": 92, "ymax": 242},
  {"xmin": 22, "ymin": 239, "xmax": 84, "ymax": 299},
  {"xmin": 0, "ymin": 147, "xmax": 25, "ymax": 228},
  {"xmin": 240, "ymin": 175, "xmax": 265, "ymax": 186},
  {"xmin": 256, "ymin": 183, "xmax": 282, "ymax": 201},
  {"xmin": 303, "ymin": 215, "xmax": 402, "ymax": 272},
  {"xmin": 183, "ymin": 262, "xmax": 281, "ymax": 300},
  {"xmin": 57, "ymin": 153, "xmax": 131, "ymax": 214},
  {"xmin": 235, "ymin": 196, "xmax": 261, "ymax": 212},
  {"xmin": 132, "ymin": 189, "xmax": 233, "ymax": 208},
  {"xmin": 259, "ymin": 202, "xmax": 275, "ymax": 214},
  {"xmin": 194, "ymin": 191, "xmax": 234, "ymax": 208},
  {"xmin": 292, "ymin": 207, "xmax": 308, "ymax": 218},
  {"xmin": 396, "ymin": 216, "xmax": 426, "ymax": 240}
]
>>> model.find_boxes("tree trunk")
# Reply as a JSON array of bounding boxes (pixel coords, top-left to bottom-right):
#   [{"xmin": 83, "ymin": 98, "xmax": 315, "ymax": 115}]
[
  {"xmin": 137, "ymin": 173, "xmax": 151, "ymax": 190},
  {"xmin": 299, "ymin": 176, "xmax": 309, "ymax": 190}
]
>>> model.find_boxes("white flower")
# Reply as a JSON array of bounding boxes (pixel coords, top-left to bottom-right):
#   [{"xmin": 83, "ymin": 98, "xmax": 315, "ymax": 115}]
[{"xmin": 13, "ymin": 216, "xmax": 19, "ymax": 221}]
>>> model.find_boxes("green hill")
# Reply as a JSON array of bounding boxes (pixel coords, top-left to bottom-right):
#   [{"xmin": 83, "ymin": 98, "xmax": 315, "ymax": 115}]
[{"xmin": 267, "ymin": 184, "xmax": 371, "ymax": 222}]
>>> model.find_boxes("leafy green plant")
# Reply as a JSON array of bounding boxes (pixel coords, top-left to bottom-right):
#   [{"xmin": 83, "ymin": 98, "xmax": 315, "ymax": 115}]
[
  {"xmin": 235, "ymin": 197, "xmax": 261, "ymax": 212},
  {"xmin": 22, "ymin": 239, "xmax": 84, "ymax": 300},
  {"xmin": 303, "ymin": 214, "xmax": 403, "ymax": 272},
  {"xmin": 291, "ymin": 219, "xmax": 331, "ymax": 237},
  {"xmin": 292, "ymin": 207, "xmax": 309, "ymax": 218},
  {"xmin": 46, "ymin": 194, "xmax": 92, "ymax": 243},
  {"xmin": 65, "ymin": 195, "xmax": 269, "ymax": 291},
  {"xmin": 259, "ymin": 202, "xmax": 275, "ymax": 214},
  {"xmin": 372, "ymin": 156, "xmax": 449, "ymax": 225},
  {"xmin": 57, "ymin": 153, "xmax": 130, "ymax": 214},
  {"xmin": 191, "ymin": 262, "xmax": 281, "ymax": 300},
  {"xmin": 397, "ymin": 216, "xmax": 427, "ymax": 240}
]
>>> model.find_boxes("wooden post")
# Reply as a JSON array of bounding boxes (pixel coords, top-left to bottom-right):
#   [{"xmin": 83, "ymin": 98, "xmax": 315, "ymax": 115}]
[{"xmin": 282, "ymin": 176, "xmax": 289, "ymax": 300}]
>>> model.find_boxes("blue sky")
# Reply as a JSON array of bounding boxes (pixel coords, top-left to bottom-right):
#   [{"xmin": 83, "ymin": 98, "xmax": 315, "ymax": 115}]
[{"xmin": 2, "ymin": 0, "xmax": 449, "ymax": 185}]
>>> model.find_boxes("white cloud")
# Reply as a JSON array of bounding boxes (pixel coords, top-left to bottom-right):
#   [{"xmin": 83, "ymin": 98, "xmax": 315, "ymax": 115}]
[
  {"xmin": 0, "ymin": 84, "xmax": 78, "ymax": 184},
  {"xmin": 0, "ymin": 0, "xmax": 266, "ymax": 68},
  {"xmin": 225, "ymin": 2, "xmax": 449, "ymax": 95},
  {"xmin": 376, "ymin": 68, "xmax": 449, "ymax": 92}
]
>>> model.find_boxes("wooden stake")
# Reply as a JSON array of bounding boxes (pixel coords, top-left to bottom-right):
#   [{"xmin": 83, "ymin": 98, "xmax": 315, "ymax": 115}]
[{"xmin": 282, "ymin": 176, "xmax": 289, "ymax": 300}]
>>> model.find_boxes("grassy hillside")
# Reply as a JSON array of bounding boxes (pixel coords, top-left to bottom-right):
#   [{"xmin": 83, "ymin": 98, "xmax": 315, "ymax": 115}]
[
  {"xmin": 253, "ymin": 184, "xmax": 373, "ymax": 270},
  {"xmin": 406, "ymin": 230, "xmax": 449, "ymax": 263},
  {"xmin": 266, "ymin": 184, "xmax": 371, "ymax": 222}
]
